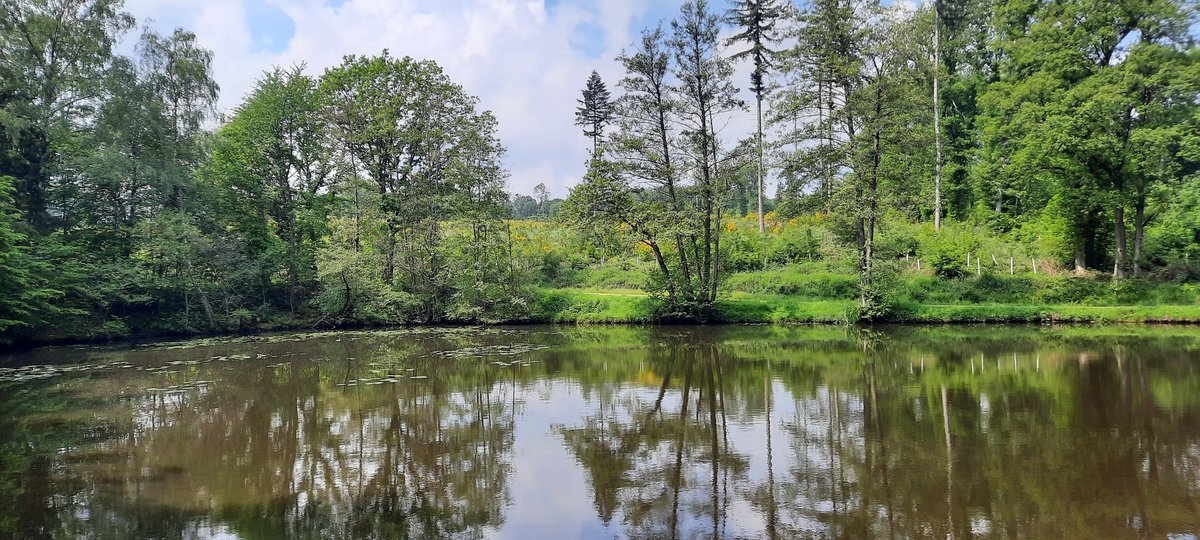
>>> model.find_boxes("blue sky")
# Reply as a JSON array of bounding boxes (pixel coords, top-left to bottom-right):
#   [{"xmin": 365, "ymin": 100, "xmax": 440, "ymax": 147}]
[
  {"xmin": 244, "ymin": 0, "xmax": 294, "ymax": 53},
  {"xmin": 122, "ymin": 0, "xmax": 749, "ymax": 197}
]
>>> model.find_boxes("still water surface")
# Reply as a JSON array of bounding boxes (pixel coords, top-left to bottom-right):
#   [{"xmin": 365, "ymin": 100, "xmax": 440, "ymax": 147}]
[{"xmin": 1, "ymin": 325, "xmax": 1199, "ymax": 539}]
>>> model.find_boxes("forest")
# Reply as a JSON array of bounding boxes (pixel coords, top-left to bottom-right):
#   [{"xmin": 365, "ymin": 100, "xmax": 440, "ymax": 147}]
[{"xmin": 1, "ymin": 0, "xmax": 1199, "ymax": 345}]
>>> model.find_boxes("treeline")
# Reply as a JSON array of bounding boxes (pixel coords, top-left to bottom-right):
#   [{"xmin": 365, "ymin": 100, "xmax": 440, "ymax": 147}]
[
  {"xmin": 566, "ymin": 0, "xmax": 1199, "ymax": 316},
  {"xmin": 1, "ymin": 1, "xmax": 1198, "ymax": 343},
  {"xmin": 0, "ymin": 0, "xmax": 533, "ymax": 344}
]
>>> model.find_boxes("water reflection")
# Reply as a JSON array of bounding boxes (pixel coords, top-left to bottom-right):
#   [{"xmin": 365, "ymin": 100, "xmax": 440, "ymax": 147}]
[{"xmin": 1, "ymin": 326, "xmax": 1199, "ymax": 539}]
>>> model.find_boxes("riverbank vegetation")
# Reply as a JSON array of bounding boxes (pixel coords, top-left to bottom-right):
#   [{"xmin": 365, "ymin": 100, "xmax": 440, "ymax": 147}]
[{"xmin": 1, "ymin": 0, "xmax": 1198, "ymax": 345}]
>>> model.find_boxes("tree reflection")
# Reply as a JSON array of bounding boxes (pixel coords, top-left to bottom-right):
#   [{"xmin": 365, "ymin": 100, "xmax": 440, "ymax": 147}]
[
  {"xmin": 556, "ymin": 334, "xmax": 753, "ymax": 539},
  {"xmin": 2, "ymin": 326, "xmax": 1200, "ymax": 538},
  {"xmin": 41, "ymin": 350, "xmax": 519, "ymax": 538}
]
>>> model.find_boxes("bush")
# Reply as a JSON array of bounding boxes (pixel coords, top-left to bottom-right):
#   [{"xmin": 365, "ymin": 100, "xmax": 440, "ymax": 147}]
[
  {"xmin": 766, "ymin": 227, "xmax": 823, "ymax": 265},
  {"xmin": 922, "ymin": 229, "xmax": 978, "ymax": 279},
  {"xmin": 723, "ymin": 270, "xmax": 858, "ymax": 298},
  {"xmin": 719, "ymin": 223, "xmax": 766, "ymax": 273},
  {"xmin": 574, "ymin": 262, "xmax": 650, "ymax": 289},
  {"xmin": 1033, "ymin": 277, "xmax": 1108, "ymax": 304},
  {"xmin": 902, "ymin": 274, "xmax": 1036, "ymax": 304}
]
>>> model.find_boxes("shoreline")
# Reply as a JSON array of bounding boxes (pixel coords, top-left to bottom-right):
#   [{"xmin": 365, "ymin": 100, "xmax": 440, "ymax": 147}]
[{"xmin": 5, "ymin": 290, "xmax": 1200, "ymax": 353}]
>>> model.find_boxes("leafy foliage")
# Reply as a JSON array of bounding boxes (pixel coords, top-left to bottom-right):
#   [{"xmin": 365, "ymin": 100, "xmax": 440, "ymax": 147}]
[{"xmin": 0, "ymin": 0, "xmax": 1198, "ymax": 342}]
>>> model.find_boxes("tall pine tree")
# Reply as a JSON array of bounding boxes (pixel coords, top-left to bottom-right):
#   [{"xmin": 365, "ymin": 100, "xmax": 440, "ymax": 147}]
[
  {"xmin": 574, "ymin": 70, "xmax": 614, "ymax": 157},
  {"xmin": 726, "ymin": 0, "xmax": 786, "ymax": 233}
]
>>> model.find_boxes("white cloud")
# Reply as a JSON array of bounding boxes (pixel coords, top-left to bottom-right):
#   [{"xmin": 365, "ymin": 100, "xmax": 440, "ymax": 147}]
[{"xmin": 121, "ymin": 0, "xmax": 765, "ymax": 198}]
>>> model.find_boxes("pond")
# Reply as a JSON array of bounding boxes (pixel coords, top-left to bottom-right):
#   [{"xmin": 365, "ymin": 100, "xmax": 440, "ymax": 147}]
[{"xmin": 1, "ymin": 325, "xmax": 1199, "ymax": 539}]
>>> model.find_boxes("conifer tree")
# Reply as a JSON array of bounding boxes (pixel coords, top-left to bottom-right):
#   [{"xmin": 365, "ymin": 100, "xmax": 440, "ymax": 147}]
[
  {"xmin": 574, "ymin": 70, "xmax": 614, "ymax": 157},
  {"xmin": 726, "ymin": 0, "xmax": 786, "ymax": 233}
]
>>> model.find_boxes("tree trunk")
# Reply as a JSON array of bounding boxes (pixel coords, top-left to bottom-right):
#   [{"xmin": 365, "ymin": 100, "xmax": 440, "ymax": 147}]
[
  {"xmin": 195, "ymin": 284, "xmax": 217, "ymax": 331},
  {"xmin": 817, "ymin": 76, "xmax": 826, "ymax": 213},
  {"xmin": 648, "ymin": 241, "xmax": 673, "ymax": 297},
  {"xmin": 1133, "ymin": 189, "xmax": 1146, "ymax": 277},
  {"xmin": 756, "ymin": 93, "xmax": 765, "ymax": 234},
  {"xmin": 339, "ymin": 270, "xmax": 354, "ymax": 317},
  {"xmin": 860, "ymin": 88, "xmax": 883, "ymax": 309},
  {"xmin": 659, "ymin": 95, "xmax": 693, "ymax": 300},
  {"xmin": 698, "ymin": 101, "xmax": 714, "ymax": 300},
  {"xmin": 826, "ymin": 68, "xmax": 837, "ymax": 214},
  {"xmin": 709, "ymin": 109, "xmax": 722, "ymax": 304},
  {"xmin": 933, "ymin": 0, "xmax": 943, "ymax": 231},
  {"xmin": 287, "ymin": 217, "xmax": 299, "ymax": 314},
  {"xmin": 712, "ymin": 207, "xmax": 722, "ymax": 304},
  {"xmin": 857, "ymin": 216, "xmax": 868, "ymax": 307},
  {"xmin": 1113, "ymin": 204, "xmax": 1127, "ymax": 279},
  {"xmin": 1074, "ymin": 242, "xmax": 1087, "ymax": 275},
  {"xmin": 383, "ymin": 220, "xmax": 397, "ymax": 285},
  {"xmin": 427, "ymin": 219, "xmax": 441, "ymax": 322},
  {"xmin": 190, "ymin": 275, "xmax": 217, "ymax": 332}
]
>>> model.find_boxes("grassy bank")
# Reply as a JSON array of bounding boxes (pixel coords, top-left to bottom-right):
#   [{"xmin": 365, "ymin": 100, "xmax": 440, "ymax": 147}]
[
  {"xmin": 531, "ymin": 287, "xmax": 1200, "ymax": 324},
  {"xmin": 9, "ymin": 277, "xmax": 1200, "ymax": 350}
]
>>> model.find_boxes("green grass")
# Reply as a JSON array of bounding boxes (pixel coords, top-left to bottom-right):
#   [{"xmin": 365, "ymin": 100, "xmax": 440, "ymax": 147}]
[
  {"xmin": 715, "ymin": 293, "xmax": 853, "ymax": 323},
  {"xmin": 531, "ymin": 288, "xmax": 1200, "ymax": 325},
  {"xmin": 531, "ymin": 288, "xmax": 656, "ymax": 323},
  {"xmin": 893, "ymin": 303, "xmax": 1200, "ymax": 323}
]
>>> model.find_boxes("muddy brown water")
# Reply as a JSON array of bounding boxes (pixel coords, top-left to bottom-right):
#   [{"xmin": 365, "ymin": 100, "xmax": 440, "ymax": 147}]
[{"xmin": 1, "ymin": 325, "xmax": 1198, "ymax": 539}]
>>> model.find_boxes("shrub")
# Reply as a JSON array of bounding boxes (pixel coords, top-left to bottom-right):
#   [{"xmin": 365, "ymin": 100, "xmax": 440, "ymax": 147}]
[
  {"xmin": 766, "ymin": 226, "xmax": 823, "ymax": 265},
  {"xmin": 1033, "ymin": 277, "xmax": 1108, "ymax": 304},
  {"xmin": 922, "ymin": 229, "xmax": 977, "ymax": 279},
  {"xmin": 719, "ymin": 225, "xmax": 766, "ymax": 273},
  {"xmin": 575, "ymin": 263, "xmax": 650, "ymax": 289},
  {"xmin": 723, "ymin": 270, "xmax": 858, "ymax": 298}
]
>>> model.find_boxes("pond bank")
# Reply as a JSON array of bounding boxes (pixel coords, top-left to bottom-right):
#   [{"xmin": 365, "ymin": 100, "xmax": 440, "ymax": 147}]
[
  {"xmin": 534, "ymin": 288, "xmax": 1200, "ymax": 324},
  {"xmin": 5, "ymin": 288, "xmax": 1200, "ymax": 351}
]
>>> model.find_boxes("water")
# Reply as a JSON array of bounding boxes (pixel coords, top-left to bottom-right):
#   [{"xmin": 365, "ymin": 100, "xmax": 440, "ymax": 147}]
[{"xmin": 1, "ymin": 325, "xmax": 1198, "ymax": 539}]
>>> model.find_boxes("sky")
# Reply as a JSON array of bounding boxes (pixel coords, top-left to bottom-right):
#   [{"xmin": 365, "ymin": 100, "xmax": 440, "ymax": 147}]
[{"xmin": 120, "ymin": 0, "xmax": 757, "ymax": 198}]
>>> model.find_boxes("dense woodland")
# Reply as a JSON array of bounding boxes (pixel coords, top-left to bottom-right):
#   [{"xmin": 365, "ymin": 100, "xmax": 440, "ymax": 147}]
[{"xmin": 1, "ymin": 0, "xmax": 1198, "ymax": 343}]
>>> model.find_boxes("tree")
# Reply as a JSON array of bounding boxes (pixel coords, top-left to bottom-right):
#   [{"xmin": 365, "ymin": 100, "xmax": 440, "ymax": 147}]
[
  {"xmin": 72, "ymin": 55, "xmax": 170, "ymax": 246},
  {"xmin": 614, "ymin": 24, "xmax": 705, "ymax": 304},
  {"xmin": 566, "ymin": 21, "xmax": 717, "ymax": 313},
  {"xmin": 671, "ymin": 0, "xmax": 744, "ymax": 306},
  {"xmin": 568, "ymin": 0, "xmax": 750, "ymax": 313},
  {"xmin": 932, "ymin": 0, "xmax": 942, "ymax": 230},
  {"xmin": 0, "ymin": 0, "xmax": 134, "ymax": 229},
  {"xmin": 320, "ymin": 52, "xmax": 511, "ymax": 321},
  {"xmin": 1120, "ymin": 43, "xmax": 1200, "ymax": 276},
  {"xmin": 136, "ymin": 28, "xmax": 219, "ymax": 209},
  {"xmin": 775, "ymin": 0, "xmax": 929, "ymax": 312},
  {"xmin": 979, "ymin": 0, "xmax": 1198, "ymax": 276},
  {"xmin": 534, "ymin": 182, "xmax": 550, "ymax": 216},
  {"xmin": 937, "ymin": 0, "xmax": 994, "ymax": 221},
  {"xmin": 726, "ymin": 0, "xmax": 787, "ymax": 233},
  {"xmin": 207, "ymin": 66, "xmax": 331, "ymax": 313},
  {"xmin": 133, "ymin": 212, "xmax": 221, "ymax": 330},
  {"xmin": 0, "ymin": 175, "xmax": 59, "ymax": 341},
  {"xmin": 574, "ymin": 70, "xmax": 614, "ymax": 157},
  {"xmin": 509, "ymin": 194, "xmax": 539, "ymax": 219}
]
